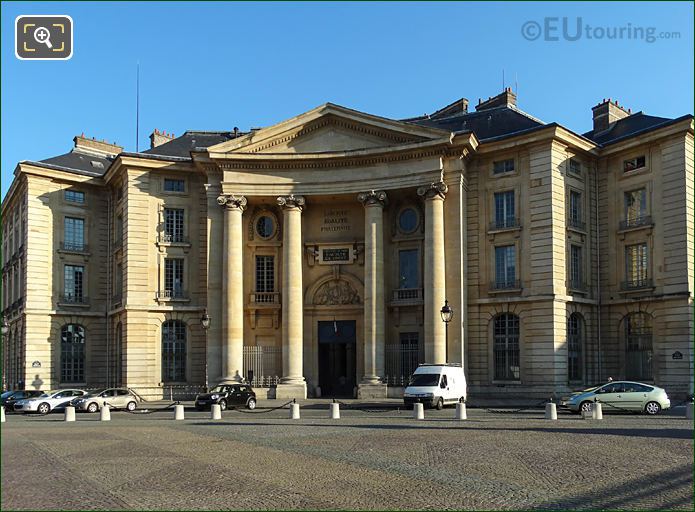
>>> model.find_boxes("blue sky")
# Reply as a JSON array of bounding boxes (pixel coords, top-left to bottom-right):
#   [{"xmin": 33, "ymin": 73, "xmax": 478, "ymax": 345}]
[{"xmin": 2, "ymin": 1, "xmax": 693, "ymax": 199}]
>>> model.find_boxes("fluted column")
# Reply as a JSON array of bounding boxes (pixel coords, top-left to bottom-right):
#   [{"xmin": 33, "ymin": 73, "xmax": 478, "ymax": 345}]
[
  {"xmin": 418, "ymin": 182, "xmax": 447, "ymax": 364},
  {"xmin": 357, "ymin": 190, "xmax": 387, "ymax": 387},
  {"xmin": 277, "ymin": 195, "xmax": 306, "ymax": 395},
  {"xmin": 217, "ymin": 194, "xmax": 246, "ymax": 383}
]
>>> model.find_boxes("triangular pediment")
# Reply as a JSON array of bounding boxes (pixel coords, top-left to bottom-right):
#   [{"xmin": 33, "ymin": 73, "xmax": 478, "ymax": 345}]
[{"xmin": 207, "ymin": 103, "xmax": 451, "ymax": 155}]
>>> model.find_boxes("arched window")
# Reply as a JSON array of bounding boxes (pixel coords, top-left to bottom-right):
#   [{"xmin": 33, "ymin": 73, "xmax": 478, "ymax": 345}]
[
  {"xmin": 625, "ymin": 313, "xmax": 652, "ymax": 380},
  {"xmin": 493, "ymin": 313, "xmax": 520, "ymax": 380},
  {"xmin": 162, "ymin": 320, "xmax": 186, "ymax": 382},
  {"xmin": 567, "ymin": 313, "xmax": 583, "ymax": 382},
  {"xmin": 61, "ymin": 324, "xmax": 85, "ymax": 383}
]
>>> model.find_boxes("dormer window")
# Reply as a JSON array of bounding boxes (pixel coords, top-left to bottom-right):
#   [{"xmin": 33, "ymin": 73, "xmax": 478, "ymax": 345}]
[
  {"xmin": 164, "ymin": 178, "xmax": 185, "ymax": 193},
  {"xmin": 623, "ymin": 155, "xmax": 646, "ymax": 173},
  {"xmin": 493, "ymin": 158, "xmax": 515, "ymax": 175},
  {"xmin": 568, "ymin": 158, "xmax": 582, "ymax": 175},
  {"xmin": 65, "ymin": 190, "xmax": 85, "ymax": 204}
]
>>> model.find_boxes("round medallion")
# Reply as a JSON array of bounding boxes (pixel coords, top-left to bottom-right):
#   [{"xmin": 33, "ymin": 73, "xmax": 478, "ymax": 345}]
[
  {"xmin": 398, "ymin": 207, "xmax": 418, "ymax": 234},
  {"xmin": 256, "ymin": 215, "xmax": 275, "ymax": 239}
]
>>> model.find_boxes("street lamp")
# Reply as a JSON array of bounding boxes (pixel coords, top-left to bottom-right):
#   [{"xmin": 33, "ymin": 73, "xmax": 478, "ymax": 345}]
[
  {"xmin": 440, "ymin": 300, "xmax": 454, "ymax": 363},
  {"xmin": 1, "ymin": 318, "xmax": 9, "ymax": 391},
  {"xmin": 200, "ymin": 310, "xmax": 211, "ymax": 392}
]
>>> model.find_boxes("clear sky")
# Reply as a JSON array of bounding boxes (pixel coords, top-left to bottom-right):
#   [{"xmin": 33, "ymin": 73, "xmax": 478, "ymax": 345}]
[{"xmin": 2, "ymin": 1, "xmax": 693, "ymax": 199}]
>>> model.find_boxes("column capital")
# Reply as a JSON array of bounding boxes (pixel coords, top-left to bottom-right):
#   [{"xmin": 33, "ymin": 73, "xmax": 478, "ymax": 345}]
[
  {"xmin": 417, "ymin": 181, "xmax": 448, "ymax": 200},
  {"xmin": 277, "ymin": 194, "xmax": 305, "ymax": 211},
  {"xmin": 217, "ymin": 194, "xmax": 247, "ymax": 211},
  {"xmin": 357, "ymin": 190, "xmax": 388, "ymax": 208}
]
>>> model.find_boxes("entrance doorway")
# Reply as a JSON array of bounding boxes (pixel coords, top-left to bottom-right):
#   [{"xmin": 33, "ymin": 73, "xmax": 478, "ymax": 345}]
[{"xmin": 318, "ymin": 320, "xmax": 356, "ymax": 397}]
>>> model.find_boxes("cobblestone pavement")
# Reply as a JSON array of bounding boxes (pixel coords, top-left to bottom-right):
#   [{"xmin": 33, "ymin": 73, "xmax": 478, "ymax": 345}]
[{"xmin": 2, "ymin": 402, "xmax": 693, "ymax": 510}]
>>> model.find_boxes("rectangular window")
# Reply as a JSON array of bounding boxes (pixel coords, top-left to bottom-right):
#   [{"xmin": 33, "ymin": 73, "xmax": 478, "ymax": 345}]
[
  {"xmin": 493, "ymin": 191, "xmax": 515, "ymax": 229},
  {"xmin": 625, "ymin": 243, "xmax": 648, "ymax": 285},
  {"xmin": 65, "ymin": 190, "xmax": 85, "ymax": 203},
  {"xmin": 493, "ymin": 158, "xmax": 515, "ymax": 175},
  {"xmin": 163, "ymin": 208, "xmax": 185, "ymax": 243},
  {"xmin": 164, "ymin": 258, "xmax": 184, "ymax": 298},
  {"xmin": 623, "ymin": 155, "xmax": 646, "ymax": 173},
  {"xmin": 624, "ymin": 188, "xmax": 647, "ymax": 224},
  {"xmin": 64, "ymin": 265, "xmax": 84, "ymax": 302},
  {"xmin": 568, "ymin": 158, "xmax": 581, "ymax": 175},
  {"xmin": 569, "ymin": 245, "xmax": 583, "ymax": 289},
  {"xmin": 255, "ymin": 255, "xmax": 275, "ymax": 301},
  {"xmin": 64, "ymin": 217, "xmax": 85, "ymax": 251},
  {"xmin": 568, "ymin": 190, "xmax": 583, "ymax": 229},
  {"xmin": 494, "ymin": 245, "xmax": 516, "ymax": 288},
  {"xmin": 163, "ymin": 178, "xmax": 185, "ymax": 192},
  {"xmin": 398, "ymin": 249, "xmax": 419, "ymax": 289}
]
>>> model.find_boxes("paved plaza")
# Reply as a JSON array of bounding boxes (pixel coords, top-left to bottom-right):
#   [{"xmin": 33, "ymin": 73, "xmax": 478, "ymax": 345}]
[{"xmin": 1, "ymin": 401, "xmax": 693, "ymax": 510}]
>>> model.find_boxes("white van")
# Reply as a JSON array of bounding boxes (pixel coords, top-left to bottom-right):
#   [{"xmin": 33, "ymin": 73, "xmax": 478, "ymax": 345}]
[{"xmin": 403, "ymin": 364, "xmax": 467, "ymax": 409}]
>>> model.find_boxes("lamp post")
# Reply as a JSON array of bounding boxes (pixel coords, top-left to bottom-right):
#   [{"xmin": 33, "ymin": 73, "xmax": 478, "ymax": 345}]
[
  {"xmin": 1, "ymin": 318, "xmax": 9, "ymax": 391},
  {"xmin": 200, "ymin": 310, "xmax": 211, "ymax": 392},
  {"xmin": 440, "ymin": 300, "xmax": 453, "ymax": 363}
]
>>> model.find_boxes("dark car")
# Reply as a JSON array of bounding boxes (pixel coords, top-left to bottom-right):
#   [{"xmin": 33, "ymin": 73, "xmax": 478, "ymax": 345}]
[
  {"xmin": 195, "ymin": 384, "xmax": 256, "ymax": 411},
  {"xmin": 1, "ymin": 390, "xmax": 44, "ymax": 412}
]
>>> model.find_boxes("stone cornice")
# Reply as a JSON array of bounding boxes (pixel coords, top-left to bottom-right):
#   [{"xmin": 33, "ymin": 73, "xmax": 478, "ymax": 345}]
[{"xmin": 357, "ymin": 190, "xmax": 388, "ymax": 208}]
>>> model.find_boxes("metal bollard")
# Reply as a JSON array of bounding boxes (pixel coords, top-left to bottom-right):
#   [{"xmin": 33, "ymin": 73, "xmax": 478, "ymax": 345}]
[
  {"xmin": 455, "ymin": 401, "xmax": 467, "ymax": 420},
  {"xmin": 64, "ymin": 406, "xmax": 76, "ymax": 422},
  {"xmin": 413, "ymin": 402, "xmax": 424, "ymax": 420},
  {"xmin": 329, "ymin": 402, "xmax": 340, "ymax": 419},
  {"xmin": 592, "ymin": 402, "xmax": 603, "ymax": 420},
  {"xmin": 211, "ymin": 404, "xmax": 222, "ymax": 420},
  {"xmin": 545, "ymin": 402, "xmax": 557, "ymax": 420},
  {"xmin": 1, "ymin": 406, "xmax": 5, "ymax": 423},
  {"xmin": 686, "ymin": 401, "xmax": 693, "ymax": 420},
  {"xmin": 100, "ymin": 404, "xmax": 111, "ymax": 421},
  {"xmin": 290, "ymin": 402, "xmax": 300, "ymax": 419},
  {"xmin": 174, "ymin": 404, "xmax": 185, "ymax": 420}
]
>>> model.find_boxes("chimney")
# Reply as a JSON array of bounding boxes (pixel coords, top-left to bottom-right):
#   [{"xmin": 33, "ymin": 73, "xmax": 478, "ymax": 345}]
[
  {"xmin": 73, "ymin": 134, "xmax": 123, "ymax": 156},
  {"xmin": 149, "ymin": 128, "xmax": 176, "ymax": 149},
  {"xmin": 475, "ymin": 87, "xmax": 517, "ymax": 111},
  {"xmin": 591, "ymin": 98, "xmax": 631, "ymax": 133}
]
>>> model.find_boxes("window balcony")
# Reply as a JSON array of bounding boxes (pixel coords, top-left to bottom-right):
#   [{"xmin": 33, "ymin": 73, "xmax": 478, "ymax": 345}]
[
  {"xmin": 489, "ymin": 279, "xmax": 522, "ymax": 292},
  {"xmin": 620, "ymin": 278, "xmax": 654, "ymax": 292},
  {"xmin": 155, "ymin": 289, "xmax": 189, "ymax": 301},
  {"xmin": 619, "ymin": 215, "xmax": 653, "ymax": 232},
  {"xmin": 60, "ymin": 242, "xmax": 89, "ymax": 253},
  {"xmin": 568, "ymin": 279, "xmax": 588, "ymax": 293},
  {"xmin": 59, "ymin": 294, "xmax": 89, "ymax": 306},
  {"xmin": 567, "ymin": 218, "xmax": 586, "ymax": 232},
  {"xmin": 391, "ymin": 288, "xmax": 423, "ymax": 304},
  {"xmin": 156, "ymin": 234, "xmax": 190, "ymax": 245},
  {"xmin": 488, "ymin": 218, "xmax": 521, "ymax": 232},
  {"xmin": 249, "ymin": 291, "xmax": 280, "ymax": 304}
]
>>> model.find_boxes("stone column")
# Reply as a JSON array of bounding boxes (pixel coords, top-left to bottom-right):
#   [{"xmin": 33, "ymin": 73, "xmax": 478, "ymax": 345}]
[
  {"xmin": 418, "ymin": 182, "xmax": 447, "ymax": 364},
  {"xmin": 217, "ymin": 194, "xmax": 246, "ymax": 383},
  {"xmin": 357, "ymin": 190, "xmax": 388, "ymax": 398},
  {"xmin": 276, "ymin": 194, "xmax": 307, "ymax": 399}
]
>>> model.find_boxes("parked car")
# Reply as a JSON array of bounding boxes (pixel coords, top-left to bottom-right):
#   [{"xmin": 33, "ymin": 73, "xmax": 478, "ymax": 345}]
[
  {"xmin": 1, "ymin": 390, "xmax": 44, "ymax": 412},
  {"xmin": 403, "ymin": 364, "xmax": 467, "ymax": 410},
  {"xmin": 14, "ymin": 389, "xmax": 87, "ymax": 415},
  {"xmin": 560, "ymin": 381, "xmax": 671, "ymax": 415},
  {"xmin": 195, "ymin": 384, "xmax": 256, "ymax": 411},
  {"xmin": 71, "ymin": 388, "xmax": 139, "ymax": 412}
]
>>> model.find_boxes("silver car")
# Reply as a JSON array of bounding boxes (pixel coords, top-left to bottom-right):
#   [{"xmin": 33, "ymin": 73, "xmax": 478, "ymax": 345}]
[
  {"xmin": 13, "ymin": 389, "xmax": 87, "ymax": 414},
  {"xmin": 72, "ymin": 388, "xmax": 139, "ymax": 412},
  {"xmin": 560, "ymin": 381, "xmax": 671, "ymax": 415}
]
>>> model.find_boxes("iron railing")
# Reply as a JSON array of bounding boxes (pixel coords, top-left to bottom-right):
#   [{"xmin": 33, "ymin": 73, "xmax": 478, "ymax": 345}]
[
  {"xmin": 490, "ymin": 279, "xmax": 521, "ymax": 291},
  {"xmin": 619, "ymin": 215, "xmax": 653, "ymax": 231},
  {"xmin": 156, "ymin": 289, "xmax": 189, "ymax": 300},
  {"xmin": 567, "ymin": 217, "xmax": 586, "ymax": 231},
  {"xmin": 384, "ymin": 344, "xmax": 423, "ymax": 386},
  {"xmin": 59, "ymin": 294, "xmax": 88, "ymax": 305},
  {"xmin": 568, "ymin": 279, "xmax": 588, "ymax": 292},
  {"xmin": 61, "ymin": 242, "xmax": 88, "ymax": 252},
  {"xmin": 489, "ymin": 217, "xmax": 521, "ymax": 231},
  {"xmin": 392, "ymin": 288, "xmax": 423, "ymax": 301},
  {"xmin": 156, "ymin": 234, "xmax": 189, "ymax": 244},
  {"xmin": 621, "ymin": 278, "xmax": 653, "ymax": 291},
  {"xmin": 243, "ymin": 346, "xmax": 282, "ymax": 387}
]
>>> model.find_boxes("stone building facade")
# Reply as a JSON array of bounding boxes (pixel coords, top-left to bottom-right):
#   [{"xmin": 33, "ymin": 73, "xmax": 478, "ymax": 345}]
[{"xmin": 2, "ymin": 90, "xmax": 693, "ymax": 400}]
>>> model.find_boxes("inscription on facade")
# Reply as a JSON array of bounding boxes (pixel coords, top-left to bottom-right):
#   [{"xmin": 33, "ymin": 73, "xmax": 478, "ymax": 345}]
[
  {"xmin": 322, "ymin": 248, "xmax": 350, "ymax": 262},
  {"xmin": 321, "ymin": 209, "xmax": 352, "ymax": 233}
]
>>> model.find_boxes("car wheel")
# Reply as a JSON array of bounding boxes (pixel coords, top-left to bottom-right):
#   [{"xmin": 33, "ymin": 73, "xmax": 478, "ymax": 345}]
[
  {"xmin": 644, "ymin": 401, "xmax": 661, "ymax": 415},
  {"xmin": 580, "ymin": 401, "xmax": 593, "ymax": 414},
  {"xmin": 37, "ymin": 402, "xmax": 50, "ymax": 415},
  {"xmin": 435, "ymin": 398, "xmax": 444, "ymax": 410},
  {"xmin": 247, "ymin": 398, "xmax": 257, "ymax": 410},
  {"xmin": 218, "ymin": 399, "xmax": 227, "ymax": 411},
  {"xmin": 126, "ymin": 401, "xmax": 137, "ymax": 412},
  {"xmin": 87, "ymin": 402, "xmax": 99, "ymax": 413}
]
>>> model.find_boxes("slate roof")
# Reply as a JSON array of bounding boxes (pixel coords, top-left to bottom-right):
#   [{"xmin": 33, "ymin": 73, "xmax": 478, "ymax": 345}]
[
  {"xmin": 582, "ymin": 112, "xmax": 691, "ymax": 145},
  {"xmin": 406, "ymin": 105, "xmax": 545, "ymax": 141},
  {"xmin": 143, "ymin": 130, "xmax": 242, "ymax": 158},
  {"xmin": 33, "ymin": 149, "xmax": 115, "ymax": 177}
]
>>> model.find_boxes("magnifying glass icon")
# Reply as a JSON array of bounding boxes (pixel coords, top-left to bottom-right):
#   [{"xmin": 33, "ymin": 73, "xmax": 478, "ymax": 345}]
[{"xmin": 33, "ymin": 26, "xmax": 53, "ymax": 49}]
